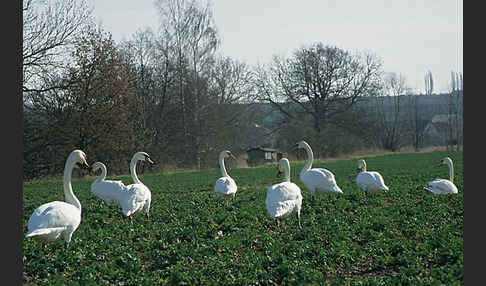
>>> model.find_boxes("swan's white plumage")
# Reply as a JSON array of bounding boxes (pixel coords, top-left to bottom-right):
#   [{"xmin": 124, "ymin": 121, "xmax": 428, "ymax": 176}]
[
  {"xmin": 215, "ymin": 176, "xmax": 237, "ymax": 196},
  {"xmin": 121, "ymin": 152, "xmax": 154, "ymax": 218},
  {"xmin": 27, "ymin": 202, "xmax": 80, "ymax": 242},
  {"xmin": 214, "ymin": 150, "xmax": 237, "ymax": 200},
  {"xmin": 294, "ymin": 141, "xmax": 343, "ymax": 196},
  {"xmin": 356, "ymin": 159, "xmax": 389, "ymax": 194},
  {"xmin": 300, "ymin": 168, "xmax": 342, "ymax": 194},
  {"xmin": 425, "ymin": 157, "xmax": 458, "ymax": 195},
  {"xmin": 426, "ymin": 179, "xmax": 458, "ymax": 195},
  {"xmin": 123, "ymin": 183, "xmax": 152, "ymax": 217},
  {"xmin": 265, "ymin": 158, "xmax": 303, "ymax": 228},
  {"xmin": 90, "ymin": 162, "xmax": 127, "ymax": 206},
  {"xmin": 266, "ymin": 182, "xmax": 302, "ymax": 218},
  {"xmin": 26, "ymin": 150, "xmax": 89, "ymax": 247}
]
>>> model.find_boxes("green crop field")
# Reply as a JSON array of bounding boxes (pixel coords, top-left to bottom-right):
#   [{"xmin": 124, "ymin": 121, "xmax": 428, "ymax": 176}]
[{"xmin": 22, "ymin": 151, "xmax": 463, "ymax": 285}]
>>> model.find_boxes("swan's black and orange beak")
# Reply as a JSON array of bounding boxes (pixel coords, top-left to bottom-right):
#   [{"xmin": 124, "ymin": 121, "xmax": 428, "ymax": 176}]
[
  {"xmin": 292, "ymin": 143, "xmax": 299, "ymax": 150},
  {"xmin": 229, "ymin": 153, "xmax": 237, "ymax": 160},
  {"xmin": 145, "ymin": 156, "xmax": 154, "ymax": 164}
]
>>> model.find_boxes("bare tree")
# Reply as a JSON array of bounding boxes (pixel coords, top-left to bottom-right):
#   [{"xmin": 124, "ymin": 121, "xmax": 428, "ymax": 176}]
[
  {"xmin": 424, "ymin": 70, "xmax": 434, "ymax": 95},
  {"xmin": 154, "ymin": 0, "xmax": 220, "ymax": 168},
  {"xmin": 254, "ymin": 43, "xmax": 383, "ymax": 133},
  {"xmin": 186, "ymin": 0, "xmax": 220, "ymax": 169},
  {"xmin": 119, "ymin": 28, "xmax": 163, "ymax": 151},
  {"xmin": 407, "ymin": 93, "xmax": 428, "ymax": 151},
  {"xmin": 210, "ymin": 56, "xmax": 254, "ymax": 104},
  {"xmin": 446, "ymin": 71, "xmax": 463, "ymax": 151},
  {"xmin": 23, "ymin": 0, "xmax": 93, "ymax": 94},
  {"xmin": 204, "ymin": 55, "xmax": 256, "ymax": 153},
  {"xmin": 374, "ymin": 72, "xmax": 411, "ymax": 151}
]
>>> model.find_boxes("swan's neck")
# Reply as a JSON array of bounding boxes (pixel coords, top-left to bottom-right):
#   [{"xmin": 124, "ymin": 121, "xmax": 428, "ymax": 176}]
[
  {"xmin": 130, "ymin": 157, "xmax": 142, "ymax": 184},
  {"xmin": 94, "ymin": 164, "xmax": 107, "ymax": 184},
  {"xmin": 447, "ymin": 161, "xmax": 454, "ymax": 182},
  {"xmin": 361, "ymin": 162, "xmax": 367, "ymax": 172},
  {"xmin": 301, "ymin": 143, "xmax": 314, "ymax": 174},
  {"xmin": 219, "ymin": 154, "xmax": 229, "ymax": 177},
  {"xmin": 63, "ymin": 159, "xmax": 81, "ymax": 211},
  {"xmin": 283, "ymin": 162, "xmax": 291, "ymax": 182}
]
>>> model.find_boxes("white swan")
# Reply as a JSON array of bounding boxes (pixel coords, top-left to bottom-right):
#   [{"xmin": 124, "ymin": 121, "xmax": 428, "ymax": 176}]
[
  {"xmin": 26, "ymin": 150, "xmax": 89, "ymax": 248},
  {"xmin": 265, "ymin": 158, "xmax": 303, "ymax": 228},
  {"xmin": 90, "ymin": 162, "xmax": 127, "ymax": 206},
  {"xmin": 293, "ymin": 141, "xmax": 342, "ymax": 198},
  {"xmin": 121, "ymin": 152, "xmax": 154, "ymax": 218},
  {"xmin": 356, "ymin": 159, "xmax": 389, "ymax": 195},
  {"xmin": 214, "ymin": 150, "xmax": 238, "ymax": 201},
  {"xmin": 424, "ymin": 157, "xmax": 458, "ymax": 195}
]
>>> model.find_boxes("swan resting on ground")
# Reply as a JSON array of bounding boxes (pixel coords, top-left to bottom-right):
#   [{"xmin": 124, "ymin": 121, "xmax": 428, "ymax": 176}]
[
  {"xmin": 293, "ymin": 141, "xmax": 343, "ymax": 198},
  {"xmin": 26, "ymin": 150, "xmax": 89, "ymax": 248},
  {"xmin": 214, "ymin": 150, "xmax": 238, "ymax": 201},
  {"xmin": 356, "ymin": 159, "xmax": 389, "ymax": 195},
  {"xmin": 90, "ymin": 162, "xmax": 127, "ymax": 206},
  {"xmin": 122, "ymin": 152, "xmax": 154, "ymax": 218},
  {"xmin": 424, "ymin": 157, "xmax": 458, "ymax": 195},
  {"xmin": 265, "ymin": 158, "xmax": 303, "ymax": 228}
]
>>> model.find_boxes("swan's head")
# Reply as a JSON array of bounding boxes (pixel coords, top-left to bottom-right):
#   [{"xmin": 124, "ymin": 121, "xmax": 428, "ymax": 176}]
[
  {"xmin": 293, "ymin": 140, "xmax": 310, "ymax": 150},
  {"xmin": 439, "ymin": 157, "xmax": 453, "ymax": 166},
  {"xmin": 276, "ymin": 157, "xmax": 290, "ymax": 177},
  {"xmin": 70, "ymin": 150, "xmax": 89, "ymax": 169},
  {"xmin": 90, "ymin": 162, "xmax": 105, "ymax": 172},
  {"xmin": 220, "ymin": 150, "xmax": 236, "ymax": 160},
  {"xmin": 133, "ymin": 152, "xmax": 155, "ymax": 164},
  {"xmin": 357, "ymin": 159, "xmax": 366, "ymax": 172}
]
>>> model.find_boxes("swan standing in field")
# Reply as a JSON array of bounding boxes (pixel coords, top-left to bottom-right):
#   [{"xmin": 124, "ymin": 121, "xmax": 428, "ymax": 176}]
[
  {"xmin": 214, "ymin": 150, "xmax": 238, "ymax": 202},
  {"xmin": 122, "ymin": 152, "xmax": 155, "ymax": 219},
  {"xmin": 424, "ymin": 157, "xmax": 458, "ymax": 195},
  {"xmin": 293, "ymin": 141, "xmax": 342, "ymax": 199},
  {"xmin": 356, "ymin": 159, "xmax": 389, "ymax": 195},
  {"xmin": 90, "ymin": 162, "xmax": 127, "ymax": 207},
  {"xmin": 265, "ymin": 158, "xmax": 303, "ymax": 229},
  {"xmin": 25, "ymin": 150, "xmax": 89, "ymax": 248}
]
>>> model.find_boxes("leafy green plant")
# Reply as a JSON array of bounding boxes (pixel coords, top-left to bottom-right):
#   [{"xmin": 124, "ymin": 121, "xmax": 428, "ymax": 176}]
[{"xmin": 23, "ymin": 151, "xmax": 463, "ymax": 285}]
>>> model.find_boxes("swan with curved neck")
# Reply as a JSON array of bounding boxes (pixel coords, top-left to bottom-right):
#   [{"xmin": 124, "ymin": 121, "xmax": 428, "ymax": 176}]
[
  {"xmin": 293, "ymin": 141, "xmax": 342, "ymax": 198},
  {"xmin": 214, "ymin": 150, "xmax": 238, "ymax": 201},
  {"xmin": 90, "ymin": 162, "xmax": 127, "ymax": 206},
  {"xmin": 130, "ymin": 152, "xmax": 153, "ymax": 184},
  {"xmin": 425, "ymin": 157, "xmax": 458, "ymax": 195},
  {"xmin": 26, "ymin": 150, "xmax": 89, "ymax": 248},
  {"xmin": 356, "ymin": 159, "xmax": 389, "ymax": 195},
  {"xmin": 266, "ymin": 158, "xmax": 303, "ymax": 228},
  {"xmin": 123, "ymin": 152, "xmax": 154, "ymax": 218}
]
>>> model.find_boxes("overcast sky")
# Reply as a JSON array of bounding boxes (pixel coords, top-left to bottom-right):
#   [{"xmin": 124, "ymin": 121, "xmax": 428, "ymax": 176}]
[{"xmin": 92, "ymin": 0, "xmax": 463, "ymax": 94}]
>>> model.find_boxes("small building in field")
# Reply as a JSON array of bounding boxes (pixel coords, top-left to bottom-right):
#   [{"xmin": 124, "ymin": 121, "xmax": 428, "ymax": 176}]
[{"xmin": 246, "ymin": 147, "xmax": 285, "ymax": 167}]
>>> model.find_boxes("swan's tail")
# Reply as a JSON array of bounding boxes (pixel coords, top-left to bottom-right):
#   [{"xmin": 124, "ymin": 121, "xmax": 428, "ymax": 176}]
[
  {"xmin": 424, "ymin": 187, "xmax": 436, "ymax": 194},
  {"xmin": 122, "ymin": 208, "xmax": 133, "ymax": 217},
  {"xmin": 332, "ymin": 185, "xmax": 343, "ymax": 193},
  {"xmin": 26, "ymin": 227, "xmax": 65, "ymax": 237}
]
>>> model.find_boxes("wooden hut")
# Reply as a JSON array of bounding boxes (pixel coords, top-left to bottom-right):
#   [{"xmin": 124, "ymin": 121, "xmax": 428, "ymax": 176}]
[{"xmin": 246, "ymin": 147, "xmax": 284, "ymax": 167}]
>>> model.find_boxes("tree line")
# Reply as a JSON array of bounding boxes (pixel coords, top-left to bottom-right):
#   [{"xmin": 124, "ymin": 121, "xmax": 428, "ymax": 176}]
[{"xmin": 22, "ymin": 0, "xmax": 463, "ymax": 180}]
